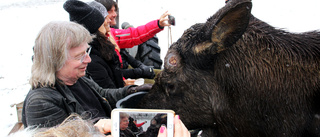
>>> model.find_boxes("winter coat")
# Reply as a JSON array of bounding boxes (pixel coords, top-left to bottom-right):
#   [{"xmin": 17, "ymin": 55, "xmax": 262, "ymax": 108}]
[
  {"xmin": 111, "ymin": 19, "xmax": 163, "ymax": 68},
  {"xmin": 110, "ymin": 20, "xmax": 163, "ymax": 49},
  {"xmin": 22, "ymin": 75, "xmax": 131, "ymax": 128},
  {"xmin": 111, "ymin": 20, "xmax": 162, "ymax": 79},
  {"xmin": 87, "ymin": 20, "xmax": 163, "ymax": 88},
  {"xmin": 87, "ymin": 39, "xmax": 125, "ymax": 88}
]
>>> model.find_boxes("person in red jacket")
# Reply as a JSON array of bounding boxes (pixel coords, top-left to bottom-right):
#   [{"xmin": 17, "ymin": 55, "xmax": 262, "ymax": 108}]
[
  {"xmin": 95, "ymin": 0, "xmax": 169, "ymax": 49},
  {"xmin": 95, "ymin": 0, "xmax": 118, "ymax": 28}
]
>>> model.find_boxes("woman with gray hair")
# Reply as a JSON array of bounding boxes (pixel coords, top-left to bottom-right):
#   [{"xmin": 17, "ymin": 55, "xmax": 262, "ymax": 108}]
[
  {"xmin": 9, "ymin": 114, "xmax": 107, "ymax": 137},
  {"xmin": 22, "ymin": 21, "xmax": 136, "ymax": 134}
]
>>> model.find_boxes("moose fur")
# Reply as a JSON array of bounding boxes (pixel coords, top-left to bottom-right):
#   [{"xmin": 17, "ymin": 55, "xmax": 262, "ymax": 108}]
[{"xmin": 139, "ymin": 0, "xmax": 320, "ymax": 136}]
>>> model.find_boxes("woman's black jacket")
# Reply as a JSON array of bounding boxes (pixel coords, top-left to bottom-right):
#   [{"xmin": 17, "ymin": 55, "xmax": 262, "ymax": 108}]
[
  {"xmin": 87, "ymin": 39, "xmax": 125, "ymax": 88},
  {"xmin": 22, "ymin": 76, "xmax": 130, "ymax": 128}
]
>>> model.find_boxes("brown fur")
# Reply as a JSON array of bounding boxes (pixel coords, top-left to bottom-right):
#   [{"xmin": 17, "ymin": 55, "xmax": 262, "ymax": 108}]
[{"xmin": 139, "ymin": 0, "xmax": 320, "ymax": 136}]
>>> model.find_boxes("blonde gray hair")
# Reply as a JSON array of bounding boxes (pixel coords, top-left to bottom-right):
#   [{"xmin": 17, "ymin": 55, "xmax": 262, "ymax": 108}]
[
  {"xmin": 120, "ymin": 112, "xmax": 129, "ymax": 119},
  {"xmin": 30, "ymin": 21, "xmax": 93, "ymax": 89},
  {"xmin": 8, "ymin": 114, "xmax": 105, "ymax": 137}
]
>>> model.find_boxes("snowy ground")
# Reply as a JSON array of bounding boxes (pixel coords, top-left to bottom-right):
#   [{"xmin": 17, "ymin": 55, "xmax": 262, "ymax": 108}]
[{"xmin": 1, "ymin": 0, "xmax": 319, "ymax": 136}]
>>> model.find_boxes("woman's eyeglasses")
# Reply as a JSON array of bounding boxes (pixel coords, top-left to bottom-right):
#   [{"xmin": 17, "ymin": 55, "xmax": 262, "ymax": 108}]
[{"xmin": 80, "ymin": 47, "xmax": 92, "ymax": 63}]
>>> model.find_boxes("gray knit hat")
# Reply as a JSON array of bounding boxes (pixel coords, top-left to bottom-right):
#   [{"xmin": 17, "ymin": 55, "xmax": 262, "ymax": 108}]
[
  {"xmin": 88, "ymin": 1, "xmax": 108, "ymax": 18},
  {"xmin": 63, "ymin": 0, "xmax": 105, "ymax": 34}
]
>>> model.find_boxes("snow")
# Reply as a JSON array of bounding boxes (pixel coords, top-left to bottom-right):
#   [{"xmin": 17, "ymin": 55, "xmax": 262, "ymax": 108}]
[{"xmin": 1, "ymin": 0, "xmax": 319, "ymax": 136}]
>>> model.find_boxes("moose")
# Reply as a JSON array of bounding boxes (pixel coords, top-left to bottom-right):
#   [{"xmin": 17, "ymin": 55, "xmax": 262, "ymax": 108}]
[{"xmin": 138, "ymin": 0, "xmax": 320, "ymax": 136}]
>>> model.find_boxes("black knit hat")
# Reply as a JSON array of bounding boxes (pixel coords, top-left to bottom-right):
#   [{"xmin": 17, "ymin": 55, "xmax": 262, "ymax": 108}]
[{"xmin": 63, "ymin": 0, "xmax": 105, "ymax": 34}]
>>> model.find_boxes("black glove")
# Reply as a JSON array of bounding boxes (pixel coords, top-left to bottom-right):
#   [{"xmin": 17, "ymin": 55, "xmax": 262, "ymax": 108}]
[
  {"xmin": 140, "ymin": 66, "xmax": 155, "ymax": 79},
  {"xmin": 135, "ymin": 61, "xmax": 155, "ymax": 79},
  {"xmin": 127, "ymin": 84, "xmax": 153, "ymax": 95}
]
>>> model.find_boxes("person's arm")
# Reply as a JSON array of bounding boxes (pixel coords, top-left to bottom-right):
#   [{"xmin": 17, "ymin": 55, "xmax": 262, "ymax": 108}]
[
  {"xmin": 120, "ymin": 49, "xmax": 155, "ymax": 79},
  {"xmin": 112, "ymin": 11, "xmax": 171, "ymax": 49},
  {"xmin": 111, "ymin": 19, "xmax": 162, "ymax": 49},
  {"xmin": 121, "ymin": 66, "xmax": 155, "ymax": 79},
  {"xmin": 23, "ymin": 88, "xmax": 69, "ymax": 128},
  {"xmin": 82, "ymin": 76, "xmax": 152, "ymax": 108},
  {"xmin": 122, "ymin": 68, "xmax": 140, "ymax": 79},
  {"xmin": 82, "ymin": 76, "xmax": 132, "ymax": 108},
  {"xmin": 111, "ymin": 11, "xmax": 171, "ymax": 49},
  {"xmin": 120, "ymin": 49, "xmax": 143, "ymax": 68},
  {"xmin": 135, "ymin": 121, "xmax": 147, "ymax": 127}
]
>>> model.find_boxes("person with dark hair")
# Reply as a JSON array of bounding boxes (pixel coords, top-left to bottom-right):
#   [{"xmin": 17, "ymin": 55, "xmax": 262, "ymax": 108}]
[
  {"xmin": 64, "ymin": 0, "xmax": 154, "ymax": 93},
  {"xmin": 92, "ymin": 0, "xmax": 171, "ymax": 86},
  {"xmin": 64, "ymin": 0, "xmax": 123, "ymax": 88},
  {"xmin": 95, "ymin": 0, "xmax": 118, "ymax": 27}
]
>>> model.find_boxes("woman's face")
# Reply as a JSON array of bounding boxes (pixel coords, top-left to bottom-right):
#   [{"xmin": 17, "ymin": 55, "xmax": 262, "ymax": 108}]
[
  {"xmin": 98, "ymin": 22, "xmax": 107, "ymax": 35},
  {"xmin": 120, "ymin": 117, "xmax": 129, "ymax": 130},
  {"xmin": 56, "ymin": 42, "xmax": 91, "ymax": 85}
]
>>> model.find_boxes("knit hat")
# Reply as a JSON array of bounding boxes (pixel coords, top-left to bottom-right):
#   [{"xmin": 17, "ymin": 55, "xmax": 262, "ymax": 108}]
[
  {"xmin": 63, "ymin": 0, "xmax": 105, "ymax": 34},
  {"xmin": 87, "ymin": 1, "xmax": 108, "ymax": 18}
]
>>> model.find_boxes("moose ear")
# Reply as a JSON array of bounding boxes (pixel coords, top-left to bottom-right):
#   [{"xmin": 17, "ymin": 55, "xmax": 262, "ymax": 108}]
[
  {"xmin": 194, "ymin": 1, "xmax": 252, "ymax": 54},
  {"xmin": 211, "ymin": 1, "xmax": 252, "ymax": 51}
]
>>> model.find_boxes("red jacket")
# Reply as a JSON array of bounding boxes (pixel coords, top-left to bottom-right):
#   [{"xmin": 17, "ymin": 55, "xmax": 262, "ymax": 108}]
[
  {"xmin": 108, "ymin": 19, "xmax": 163, "ymax": 79},
  {"xmin": 110, "ymin": 19, "xmax": 164, "ymax": 49},
  {"xmin": 135, "ymin": 121, "xmax": 147, "ymax": 127}
]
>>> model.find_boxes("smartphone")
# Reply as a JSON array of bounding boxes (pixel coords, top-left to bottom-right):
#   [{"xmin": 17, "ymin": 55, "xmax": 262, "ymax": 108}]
[{"xmin": 111, "ymin": 108, "xmax": 175, "ymax": 137}]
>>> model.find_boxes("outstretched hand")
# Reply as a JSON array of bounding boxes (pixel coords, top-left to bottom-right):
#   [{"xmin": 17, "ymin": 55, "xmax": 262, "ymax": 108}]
[{"xmin": 159, "ymin": 11, "xmax": 172, "ymax": 28}]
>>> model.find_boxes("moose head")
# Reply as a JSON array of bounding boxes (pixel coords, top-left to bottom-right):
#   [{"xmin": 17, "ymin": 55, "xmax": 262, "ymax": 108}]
[{"xmin": 139, "ymin": 0, "xmax": 320, "ymax": 136}]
